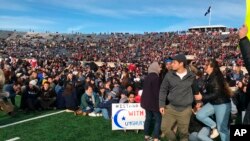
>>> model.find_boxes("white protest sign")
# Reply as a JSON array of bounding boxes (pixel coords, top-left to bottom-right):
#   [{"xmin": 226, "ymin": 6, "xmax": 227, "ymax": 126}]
[{"xmin": 112, "ymin": 103, "xmax": 145, "ymax": 130}]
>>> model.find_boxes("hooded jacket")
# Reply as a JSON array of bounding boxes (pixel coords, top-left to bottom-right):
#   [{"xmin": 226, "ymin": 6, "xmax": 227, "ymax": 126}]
[{"xmin": 141, "ymin": 62, "xmax": 161, "ymax": 111}]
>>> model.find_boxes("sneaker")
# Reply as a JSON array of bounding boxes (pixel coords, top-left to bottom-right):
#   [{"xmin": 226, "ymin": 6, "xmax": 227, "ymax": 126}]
[
  {"xmin": 96, "ymin": 113, "xmax": 103, "ymax": 117},
  {"xmin": 88, "ymin": 112, "xmax": 97, "ymax": 117},
  {"xmin": 210, "ymin": 128, "xmax": 219, "ymax": 139}
]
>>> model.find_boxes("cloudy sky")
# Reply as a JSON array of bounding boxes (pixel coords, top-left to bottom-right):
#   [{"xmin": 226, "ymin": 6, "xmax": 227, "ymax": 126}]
[{"xmin": 0, "ymin": 0, "xmax": 246, "ymax": 33}]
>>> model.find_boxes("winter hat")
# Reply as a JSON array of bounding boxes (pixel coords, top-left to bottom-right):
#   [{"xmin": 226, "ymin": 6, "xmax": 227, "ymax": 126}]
[{"xmin": 148, "ymin": 62, "xmax": 161, "ymax": 75}]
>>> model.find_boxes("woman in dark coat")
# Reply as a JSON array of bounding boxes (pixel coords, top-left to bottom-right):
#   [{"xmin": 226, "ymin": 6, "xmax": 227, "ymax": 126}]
[{"xmin": 141, "ymin": 62, "xmax": 161, "ymax": 141}]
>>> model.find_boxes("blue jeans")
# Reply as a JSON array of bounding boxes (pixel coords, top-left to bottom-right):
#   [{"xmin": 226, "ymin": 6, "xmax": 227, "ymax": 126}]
[
  {"xmin": 196, "ymin": 102, "xmax": 231, "ymax": 141},
  {"xmin": 144, "ymin": 110, "xmax": 162, "ymax": 139},
  {"xmin": 101, "ymin": 108, "xmax": 110, "ymax": 120},
  {"xmin": 94, "ymin": 108, "xmax": 101, "ymax": 113},
  {"xmin": 189, "ymin": 127, "xmax": 212, "ymax": 141},
  {"xmin": 82, "ymin": 107, "xmax": 101, "ymax": 113}
]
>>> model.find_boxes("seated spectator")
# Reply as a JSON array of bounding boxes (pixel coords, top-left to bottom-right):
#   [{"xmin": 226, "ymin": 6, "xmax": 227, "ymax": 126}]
[
  {"xmin": 119, "ymin": 91, "xmax": 128, "ymax": 103},
  {"xmin": 231, "ymin": 80, "xmax": 248, "ymax": 124},
  {"xmin": 55, "ymin": 80, "xmax": 65, "ymax": 109},
  {"xmin": 98, "ymin": 86, "xmax": 107, "ymax": 103},
  {"xmin": 231, "ymin": 64, "xmax": 244, "ymax": 81},
  {"xmin": 75, "ymin": 79, "xmax": 85, "ymax": 106},
  {"xmin": 124, "ymin": 91, "xmax": 139, "ymax": 133},
  {"xmin": 189, "ymin": 102, "xmax": 212, "ymax": 141},
  {"xmin": 112, "ymin": 85, "xmax": 120, "ymax": 97},
  {"xmin": 38, "ymin": 81, "xmax": 56, "ymax": 110},
  {"xmin": 127, "ymin": 92, "xmax": 136, "ymax": 103},
  {"xmin": 3, "ymin": 82, "xmax": 21, "ymax": 106},
  {"xmin": 62, "ymin": 82, "xmax": 78, "ymax": 112},
  {"xmin": 125, "ymin": 84, "xmax": 134, "ymax": 95},
  {"xmin": 20, "ymin": 79, "xmax": 40, "ymax": 112},
  {"xmin": 80, "ymin": 85, "xmax": 101, "ymax": 117},
  {"xmin": 99, "ymin": 91, "xmax": 119, "ymax": 120}
]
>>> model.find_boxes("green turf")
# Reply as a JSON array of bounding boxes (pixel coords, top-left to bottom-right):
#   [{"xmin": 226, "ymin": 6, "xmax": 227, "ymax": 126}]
[
  {"xmin": 0, "ymin": 113, "xmax": 147, "ymax": 141},
  {"xmin": 0, "ymin": 96, "xmax": 226, "ymax": 141},
  {"xmin": 0, "ymin": 95, "xmax": 60, "ymax": 125},
  {"xmin": 0, "ymin": 96, "xmax": 169, "ymax": 141}
]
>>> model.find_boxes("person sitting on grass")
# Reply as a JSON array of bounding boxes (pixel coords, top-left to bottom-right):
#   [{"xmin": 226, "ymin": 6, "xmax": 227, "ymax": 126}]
[
  {"xmin": 123, "ymin": 92, "xmax": 140, "ymax": 133},
  {"xmin": 20, "ymin": 79, "xmax": 41, "ymax": 112},
  {"xmin": 126, "ymin": 92, "xmax": 136, "ymax": 103},
  {"xmin": 98, "ymin": 91, "xmax": 119, "ymax": 120},
  {"xmin": 98, "ymin": 86, "xmax": 107, "ymax": 103},
  {"xmin": 119, "ymin": 91, "xmax": 128, "ymax": 103},
  {"xmin": 189, "ymin": 102, "xmax": 212, "ymax": 141},
  {"xmin": 62, "ymin": 82, "xmax": 78, "ymax": 112},
  {"xmin": 38, "ymin": 81, "xmax": 56, "ymax": 110},
  {"xmin": 79, "ymin": 84, "xmax": 101, "ymax": 117},
  {"xmin": 55, "ymin": 80, "xmax": 65, "ymax": 109}
]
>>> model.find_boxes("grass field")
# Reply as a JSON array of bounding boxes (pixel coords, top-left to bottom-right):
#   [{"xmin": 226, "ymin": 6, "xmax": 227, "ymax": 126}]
[
  {"xmin": 0, "ymin": 96, "xmax": 169, "ymax": 141},
  {"xmin": 1, "ymin": 112, "xmax": 146, "ymax": 141}
]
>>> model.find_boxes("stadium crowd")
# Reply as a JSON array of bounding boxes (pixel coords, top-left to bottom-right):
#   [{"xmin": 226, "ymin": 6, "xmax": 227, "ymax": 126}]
[{"xmin": 0, "ymin": 27, "xmax": 249, "ymax": 141}]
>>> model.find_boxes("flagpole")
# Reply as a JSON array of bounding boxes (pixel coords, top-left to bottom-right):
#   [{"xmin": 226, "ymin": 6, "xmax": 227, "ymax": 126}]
[{"xmin": 209, "ymin": 10, "xmax": 211, "ymax": 25}]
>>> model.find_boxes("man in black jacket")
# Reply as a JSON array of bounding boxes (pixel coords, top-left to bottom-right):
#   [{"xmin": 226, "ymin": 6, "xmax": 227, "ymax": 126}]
[{"xmin": 239, "ymin": 24, "xmax": 250, "ymax": 124}]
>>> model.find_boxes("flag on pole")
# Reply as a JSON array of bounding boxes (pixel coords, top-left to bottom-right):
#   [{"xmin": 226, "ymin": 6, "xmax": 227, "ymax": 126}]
[
  {"xmin": 246, "ymin": 0, "xmax": 250, "ymax": 38},
  {"xmin": 204, "ymin": 6, "xmax": 211, "ymax": 16}
]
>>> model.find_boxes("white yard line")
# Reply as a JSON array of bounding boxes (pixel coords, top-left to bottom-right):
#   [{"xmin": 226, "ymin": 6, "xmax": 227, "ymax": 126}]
[
  {"xmin": 0, "ymin": 110, "xmax": 65, "ymax": 129},
  {"xmin": 5, "ymin": 137, "xmax": 20, "ymax": 141}
]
